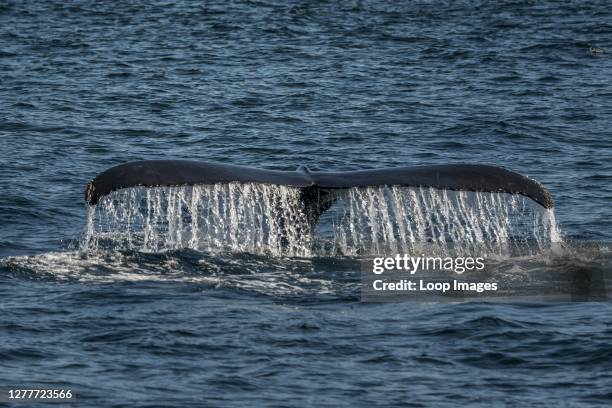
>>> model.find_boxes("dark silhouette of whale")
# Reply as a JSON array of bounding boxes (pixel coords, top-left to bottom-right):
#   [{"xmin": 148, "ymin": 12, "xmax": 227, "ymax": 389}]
[{"xmin": 85, "ymin": 160, "xmax": 553, "ymax": 223}]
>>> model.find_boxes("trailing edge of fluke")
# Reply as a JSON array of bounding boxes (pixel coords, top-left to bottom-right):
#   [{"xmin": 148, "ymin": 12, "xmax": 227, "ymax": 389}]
[{"xmin": 85, "ymin": 160, "xmax": 554, "ymax": 210}]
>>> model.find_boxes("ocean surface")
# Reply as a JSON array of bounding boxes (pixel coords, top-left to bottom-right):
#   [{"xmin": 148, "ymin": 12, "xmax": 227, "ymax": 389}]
[{"xmin": 1, "ymin": 1, "xmax": 612, "ymax": 406}]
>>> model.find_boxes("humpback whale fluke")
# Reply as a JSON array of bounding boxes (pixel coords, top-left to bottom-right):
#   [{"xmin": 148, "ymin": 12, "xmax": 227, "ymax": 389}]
[{"xmin": 85, "ymin": 161, "xmax": 554, "ymax": 213}]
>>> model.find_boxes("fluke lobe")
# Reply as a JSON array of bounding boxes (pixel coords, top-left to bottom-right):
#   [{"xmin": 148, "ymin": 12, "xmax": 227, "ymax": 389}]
[{"xmin": 85, "ymin": 160, "xmax": 554, "ymax": 217}]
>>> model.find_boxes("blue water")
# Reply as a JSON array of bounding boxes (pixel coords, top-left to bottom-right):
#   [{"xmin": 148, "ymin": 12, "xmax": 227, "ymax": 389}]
[{"xmin": 1, "ymin": 1, "xmax": 612, "ymax": 406}]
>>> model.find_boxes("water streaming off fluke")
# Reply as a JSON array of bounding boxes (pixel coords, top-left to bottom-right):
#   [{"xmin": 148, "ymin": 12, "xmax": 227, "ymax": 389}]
[{"xmin": 83, "ymin": 184, "xmax": 561, "ymax": 257}]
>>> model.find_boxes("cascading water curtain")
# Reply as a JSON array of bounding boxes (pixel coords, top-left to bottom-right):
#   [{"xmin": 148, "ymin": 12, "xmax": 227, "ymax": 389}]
[
  {"xmin": 83, "ymin": 184, "xmax": 313, "ymax": 257},
  {"xmin": 328, "ymin": 186, "xmax": 560, "ymax": 256},
  {"xmin": 83, "ymin": 184, "xmax": 560, "ymax": 257}
]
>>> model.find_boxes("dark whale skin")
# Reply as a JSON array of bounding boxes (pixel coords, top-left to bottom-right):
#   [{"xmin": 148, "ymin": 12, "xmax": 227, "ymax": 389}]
[{"xmin": 85, "ymin": 160, "xmax": 553, "ymax": 209}]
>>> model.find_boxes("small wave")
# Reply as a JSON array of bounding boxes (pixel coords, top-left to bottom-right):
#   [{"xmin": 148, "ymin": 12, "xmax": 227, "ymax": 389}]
[
  {"xmin": 0, "ymin": 250, "xmax": 353, "ymax": 299},
  {"xmin": 1, "ymin": 243, "xmax": 609, "ymax": 301}
]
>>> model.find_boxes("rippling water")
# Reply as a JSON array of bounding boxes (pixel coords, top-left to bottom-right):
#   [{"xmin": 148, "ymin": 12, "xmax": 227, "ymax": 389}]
[{"xmin": 1, "ymin": 1, "xmax": 611, "ymax": 406}]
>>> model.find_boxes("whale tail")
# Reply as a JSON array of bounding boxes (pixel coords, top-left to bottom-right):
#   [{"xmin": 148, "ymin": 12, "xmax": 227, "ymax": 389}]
[{"xmin": 85, "ymin": 160, "xmax": 554, "ymax": 226}]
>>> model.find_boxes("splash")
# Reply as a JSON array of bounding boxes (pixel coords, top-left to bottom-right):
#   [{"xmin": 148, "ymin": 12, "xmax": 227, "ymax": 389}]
[{"xmin": 83, "ymin": 184, "xmax": 561, "ymax": 257}]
